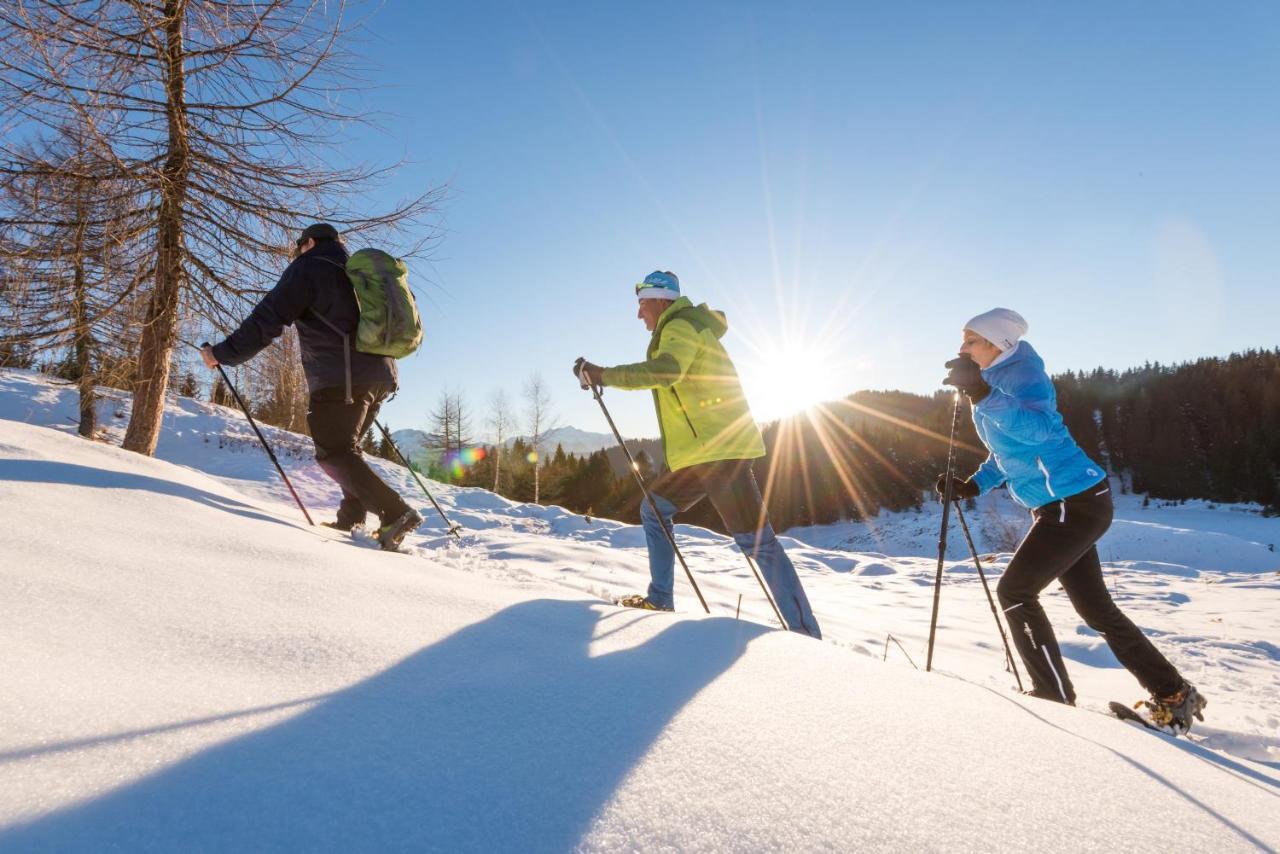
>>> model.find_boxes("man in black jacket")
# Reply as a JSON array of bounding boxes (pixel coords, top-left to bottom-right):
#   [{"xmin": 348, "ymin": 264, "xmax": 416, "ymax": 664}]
[{"xmin": 200, "ymin": 223, "xmax": 422, "ymax": 550}]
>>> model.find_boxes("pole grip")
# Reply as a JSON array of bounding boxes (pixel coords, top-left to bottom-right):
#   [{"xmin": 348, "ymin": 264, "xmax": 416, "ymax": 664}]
[{"xmin": 574, "ymin": 357, "xmax": 601, "ymax": 394}]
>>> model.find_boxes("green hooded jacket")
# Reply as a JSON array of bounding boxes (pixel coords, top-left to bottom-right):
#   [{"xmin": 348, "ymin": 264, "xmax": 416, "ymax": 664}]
[{"xmin": 602, "ymin": 297, "xmax": 764, "ymax": 472}]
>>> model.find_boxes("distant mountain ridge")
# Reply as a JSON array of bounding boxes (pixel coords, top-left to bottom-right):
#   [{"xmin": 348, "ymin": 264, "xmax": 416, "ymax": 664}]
[
  {"xmin": 519, "ymin": 425, "xmax": 617, "ymax": 456},
  {"xmin": 388, "ymin": 428, "xmax": 433, "ymax": 464}
]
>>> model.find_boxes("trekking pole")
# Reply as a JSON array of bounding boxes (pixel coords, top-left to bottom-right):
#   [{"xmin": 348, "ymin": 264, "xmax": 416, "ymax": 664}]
[
  {"xmin": 576, "ymin": 364, "xmax": 710, "ymax": 614},
  {"xmin": 954, "ymin": 500, "xmax": 1024, "ymax": 691},
  {"xmin": 925, "ymin": 391, "xmax": 963, "ymax": 671},
  {"xmin": 199, "ymin": 343, "xmax": 314, "ymax": 526},
  {"xmin": 372, "ymin": 418, "xmax": 463, "ymax": 540}
]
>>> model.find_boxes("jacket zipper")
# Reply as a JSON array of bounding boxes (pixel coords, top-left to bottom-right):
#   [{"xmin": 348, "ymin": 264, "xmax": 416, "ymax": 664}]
[
  {"xmin": 1036, "ymin": 457, "xmax": 1056, "ymax": 498},
  {"xmin": 669, "ymin": 387, "xmax": 699, "ymax": 437}
]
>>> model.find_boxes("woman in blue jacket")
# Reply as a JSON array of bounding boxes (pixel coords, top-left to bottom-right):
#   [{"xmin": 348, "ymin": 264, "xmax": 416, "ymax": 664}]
[{"xmin": 937, "ymin": 308, "xmax": 1206, "ymax": 734}]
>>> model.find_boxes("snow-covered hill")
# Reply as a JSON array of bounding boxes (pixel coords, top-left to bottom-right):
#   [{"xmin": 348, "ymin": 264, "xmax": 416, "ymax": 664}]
[{"xmin": 1, "ymin": 369, "xmax": 1277, "ymax": 851}]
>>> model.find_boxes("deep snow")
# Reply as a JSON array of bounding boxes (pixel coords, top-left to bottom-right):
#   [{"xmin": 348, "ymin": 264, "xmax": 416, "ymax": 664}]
[{"xmin": 1, "ymin": 369, "xmax": 1277, "ymax": 852}]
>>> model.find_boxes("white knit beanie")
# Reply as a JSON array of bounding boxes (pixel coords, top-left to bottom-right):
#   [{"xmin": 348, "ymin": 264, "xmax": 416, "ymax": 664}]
[{"xmin": 964, "ymin": 307, "xmax": 1028, "ymax": 351}]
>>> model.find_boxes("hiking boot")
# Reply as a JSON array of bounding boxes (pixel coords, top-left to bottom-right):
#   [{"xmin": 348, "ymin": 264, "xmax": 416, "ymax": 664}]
[
  {"xmin": 322, "ymin": 520, "xmax": 359, "ymax": 532},
  {"xmin": 377, "ymin": 509, "xmax": 423, "ymax": 551},
  {"xmin": 616, "ymin": 594, "xmax": 674, "ymax": 612},
  {"xmin": 1144, "ymin": 682, "xmax": 1207, "ymax": 735}
]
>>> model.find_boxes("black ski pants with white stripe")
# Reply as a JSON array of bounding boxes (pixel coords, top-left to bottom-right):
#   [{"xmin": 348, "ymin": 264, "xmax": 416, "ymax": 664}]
[{"xmin": 997, "ymin": 483, "xmax": 1183, "ymax": 704}]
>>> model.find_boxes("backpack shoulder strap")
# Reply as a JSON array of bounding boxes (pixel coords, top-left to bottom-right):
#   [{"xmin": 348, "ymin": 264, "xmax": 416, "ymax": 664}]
[
  {"xmin": 296, "ymin": 256, "xmax": 354, "ymax": 404},
  {"xmin": 298, "ymin": 255, "xmax": 353, "ymax": 328}
]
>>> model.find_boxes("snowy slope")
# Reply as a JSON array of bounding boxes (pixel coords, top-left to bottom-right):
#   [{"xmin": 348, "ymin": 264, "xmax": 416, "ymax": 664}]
[{"xmin": 1, "ymin": 369, "xmax": 1278, "ymax": 851}]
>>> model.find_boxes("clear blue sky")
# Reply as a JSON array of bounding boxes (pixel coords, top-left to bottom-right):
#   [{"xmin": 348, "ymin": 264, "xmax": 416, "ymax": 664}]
[{"xmin": 347, "ymin": 2, "xmax": 1280, "ymax": 440}]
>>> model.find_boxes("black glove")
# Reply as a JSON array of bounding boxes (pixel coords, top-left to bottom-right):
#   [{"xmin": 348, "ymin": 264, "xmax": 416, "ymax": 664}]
[
  {"xmin": 943, "ymin": 356, "xmax": 990, "ymax": 403},
  {"xmin": 573, "ymin": 357, "xmax": 605, "ymax": 389},
  {"xmin": 935, "ymin": 474, "xmax": 980, "ymax": 500}
]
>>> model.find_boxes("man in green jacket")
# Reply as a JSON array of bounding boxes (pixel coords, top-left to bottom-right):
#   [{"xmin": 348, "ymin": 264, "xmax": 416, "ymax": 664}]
[{"xmin": 575, "ymin": 271, "xmax": 821, "ymax": 638}]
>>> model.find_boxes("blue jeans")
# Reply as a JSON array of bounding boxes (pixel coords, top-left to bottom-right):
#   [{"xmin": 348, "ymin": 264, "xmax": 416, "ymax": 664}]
[{"xmin": 637, "ymin": 460, "xmax": 821, "ymax": 639}]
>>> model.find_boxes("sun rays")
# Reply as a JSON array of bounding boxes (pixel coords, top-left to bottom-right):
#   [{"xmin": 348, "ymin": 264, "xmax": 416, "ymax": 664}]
[{"xmin": 751, "ymin": 384, "xmax": 986, "ymax": 551}]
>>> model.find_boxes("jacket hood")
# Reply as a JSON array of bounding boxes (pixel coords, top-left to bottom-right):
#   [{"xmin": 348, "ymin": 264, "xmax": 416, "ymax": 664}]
[
  {"xmin": 658, "ymin": 297, "xmax": 728, "ymax": 339},
  {"xmin": 981, "ymin": 340, "xmax": 1042, "ymax": 379}
]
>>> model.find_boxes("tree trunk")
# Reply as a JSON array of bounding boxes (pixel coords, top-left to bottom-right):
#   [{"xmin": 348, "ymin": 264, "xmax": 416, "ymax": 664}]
[
  {"xmin": 73, "ymin": 254, "xmax": 96, "ymax": 438},
  {"xmin": 71, "ymin": 187, "xmax": 96, "ymax": 438},
  {"xmin": 123, "ymin": 0, "xmax": 190, "ymax": 455}
]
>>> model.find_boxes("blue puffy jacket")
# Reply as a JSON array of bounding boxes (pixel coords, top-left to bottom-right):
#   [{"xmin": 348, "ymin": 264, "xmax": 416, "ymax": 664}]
[{"xmin": 969, "ymin": 341, "xmax": 1106, "ymax": 509}]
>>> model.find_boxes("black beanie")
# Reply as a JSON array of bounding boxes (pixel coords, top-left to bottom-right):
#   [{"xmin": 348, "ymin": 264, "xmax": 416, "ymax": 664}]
[{"xmin": 297, "ymin": 222, "xmax": 340, "ymax": 245}]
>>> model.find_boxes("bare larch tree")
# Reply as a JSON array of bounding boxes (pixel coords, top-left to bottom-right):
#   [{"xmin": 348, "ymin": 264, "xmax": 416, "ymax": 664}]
[
  {"xmin": 0, "ymin": 0, "xmax": 440, "ymax": 455},
  {"xmin": 487, "ymin": 388, "xmax": 513, "ymax": 494},
  {"xmin": 429, "ymin": 389, "xmax": 472, "ymax": 479},
  {"xmin": 0, "ymin": 124, "xmax": 149, "ymax": 436}
]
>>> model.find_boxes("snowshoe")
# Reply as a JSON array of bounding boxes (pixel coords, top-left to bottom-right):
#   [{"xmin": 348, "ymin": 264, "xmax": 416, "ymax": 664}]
[
  {"xmin": 321, "ymin": 520, "xmax": 360, "ymax": 532},
  {"xmin": 616, "ymin": 594, "xmax": 674, "ymax": 612},
  {"xmin": 1109, "ymin": 701, "xmax": 1160, "ymax": 731},
  {"xmin": 377, "ymin": 509, "xmax": 423, "ymax": 552},
  {"xmin": 1141, "ymin": 682, "xmax": 1207, "ymax": 735}
]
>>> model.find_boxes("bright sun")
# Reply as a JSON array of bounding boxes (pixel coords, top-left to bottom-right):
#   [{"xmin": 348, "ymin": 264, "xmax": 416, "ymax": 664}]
[
  {"xmin": 741, "ymin": 338, "xmax": 841, "ymax": 421},
  {"xmin": 725, "ymin": 287, "xmax": 864, "ymax": 423}
]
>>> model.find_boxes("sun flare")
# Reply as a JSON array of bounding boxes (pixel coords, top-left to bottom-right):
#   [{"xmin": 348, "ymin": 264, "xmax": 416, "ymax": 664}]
[{"xmin": 740, "ymin": 336, "xmax": 845, "ymax": 421}]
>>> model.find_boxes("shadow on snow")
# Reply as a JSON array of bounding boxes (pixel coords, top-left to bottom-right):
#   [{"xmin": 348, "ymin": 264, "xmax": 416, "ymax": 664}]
[
  {"xmin": 0, "ymin": 459, "xmax": 290, "ymax": 530},
  {"xmin": 0, "ymin": 599, "xmax": 767, "ymax": 852}
]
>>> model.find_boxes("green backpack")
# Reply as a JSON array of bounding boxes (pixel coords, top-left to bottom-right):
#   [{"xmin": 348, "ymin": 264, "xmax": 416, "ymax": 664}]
[
  {"xmin": 344, "ymin": 248, "xmax": 423, "ymax": 358},
  {"xmin": 312, "ymin": 249, "xmax": 424, "ymax": 403}
]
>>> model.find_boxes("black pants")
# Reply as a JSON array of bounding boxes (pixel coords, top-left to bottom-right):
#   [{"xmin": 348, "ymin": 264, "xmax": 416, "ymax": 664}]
[
  {"xmin": 997, "ymin": 483, "xmax": 1183, "ymax": 703},
  {"xmin": 307, "ymin": 384, "xmax": 409, "ymax": 528}
]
